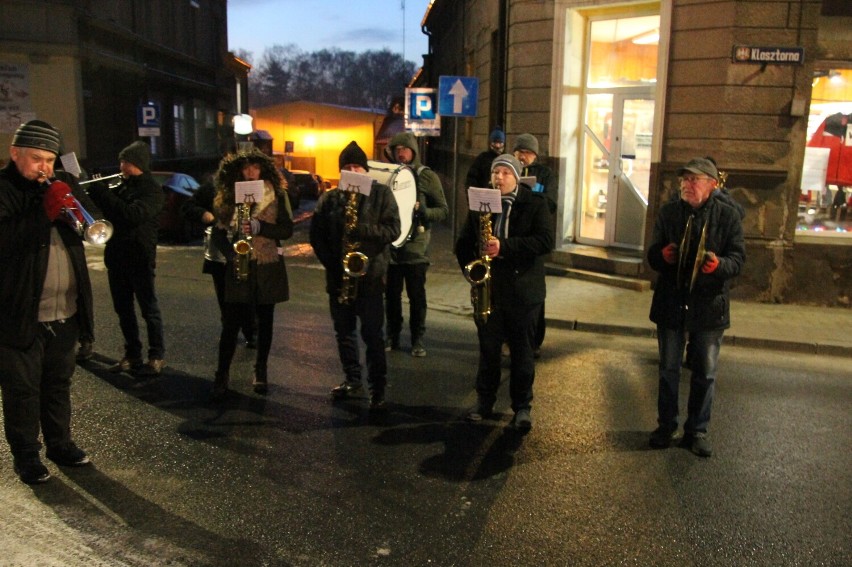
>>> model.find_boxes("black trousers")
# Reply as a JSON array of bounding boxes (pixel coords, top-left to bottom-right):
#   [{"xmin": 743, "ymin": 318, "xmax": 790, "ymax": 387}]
[
  {"xmin": 0, "ymin": 317, "xmax": 79, "ymax": 456},
  {"xmin": 217, "ymin": 302, "xmax": 274, "ymax": 374},
  {"xmin": 328, "ymin": 291, "xmax": 386, "ymax": 396},
  {"xmin": 475, "ymin": 302, "xmax": 541, "ymax": 412},
  {"xmin": 385, "ymin": 263, "xmax": 428, "ymax": 342},
  {"xmin": 107, "ymin": 259, "xmax": 165, "ymax": 360}
]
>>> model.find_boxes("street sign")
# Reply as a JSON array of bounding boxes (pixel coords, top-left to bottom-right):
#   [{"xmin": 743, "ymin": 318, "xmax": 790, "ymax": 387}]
[
  {"xmin": 438, "ymin": 76, "xmax": 478, "ymax": 117},
  {"xmin": 137, "ymin": 103, "xmax": 161, "ymax": 137},
  {"xmin": 405, "ymin": 87, "xmax": 440, "ymax": 137},
  {"xmin": 732, "ymin": 45, "xmax": 804, "ymax": 65}
]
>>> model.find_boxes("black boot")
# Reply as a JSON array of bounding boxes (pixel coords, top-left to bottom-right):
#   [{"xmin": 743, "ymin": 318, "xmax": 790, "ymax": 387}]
[
  {"xmin": 211, "ymin": 370, "xmax": 229, "ymax": 402},
  {"xmin": 252, "ymin": 365, "xmax": 268, "ymax": 394}
]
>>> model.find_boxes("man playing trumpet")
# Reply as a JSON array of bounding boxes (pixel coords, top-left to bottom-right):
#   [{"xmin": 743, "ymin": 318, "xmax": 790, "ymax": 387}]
[
  {"xmin": 87, "ymin": 141, "xmax": 166, "ymax": 378},
  {"xmin": 0, "ymin": 120, "xmax": 94, "ymax": 483},
  {"xmin": 455, "ymin": 154, "xmax": 553, "ymax": 431},
  {"xmin": 648, "ymin": 157, "xmax": 746, "ymax": 457}
]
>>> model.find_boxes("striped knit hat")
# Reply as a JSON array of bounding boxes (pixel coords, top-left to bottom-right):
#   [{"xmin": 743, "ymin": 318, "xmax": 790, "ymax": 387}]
[{"xmin": 12, "ymin": 120, "xmax": 61, "ymax": 155}]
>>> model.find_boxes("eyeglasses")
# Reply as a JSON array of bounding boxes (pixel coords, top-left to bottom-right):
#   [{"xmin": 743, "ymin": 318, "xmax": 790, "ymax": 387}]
[{"xmin": 680, "ymin": 175, "xmax": 714, "ymax": 184}]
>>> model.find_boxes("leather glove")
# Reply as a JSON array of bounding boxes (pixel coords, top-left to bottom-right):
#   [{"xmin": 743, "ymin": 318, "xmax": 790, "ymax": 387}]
[
  {"xmin": 701, "ymin": 252, "xmax": 719, "ymax": 274},
  {"xmin": 43, "ymin": 181, "xmax": 83, "ymax": 225},
  {"xmin": 662, "ymin": 242, "xmax": 678, "ymax": 265}
]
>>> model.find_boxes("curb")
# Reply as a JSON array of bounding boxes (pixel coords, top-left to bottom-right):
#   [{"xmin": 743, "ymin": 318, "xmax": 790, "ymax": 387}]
[{"xmin": 429, "ymin": 302, "xmax": 852, "ymax": 358}]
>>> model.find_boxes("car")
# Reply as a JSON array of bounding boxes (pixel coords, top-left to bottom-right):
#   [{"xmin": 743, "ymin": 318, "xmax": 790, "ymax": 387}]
[
  {"xmin": 151, "ymin": 171, "xmax": 204, "ymax": 243},
  {"xmin": 288, "ymin": 169, "xmax": 322, "ymax": 200}
]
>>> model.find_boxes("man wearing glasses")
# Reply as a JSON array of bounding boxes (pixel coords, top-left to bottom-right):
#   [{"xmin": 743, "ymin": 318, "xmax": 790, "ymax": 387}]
[{"xmin": 647, "ymin": 157, "xmax": 746, "ymax": 457}]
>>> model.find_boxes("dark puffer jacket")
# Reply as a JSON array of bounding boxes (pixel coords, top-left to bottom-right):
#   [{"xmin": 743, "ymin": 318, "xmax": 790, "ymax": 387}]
[
  {"xmin": 87, "ymin": 170, "xmax": 164, "ymax": 269},
  {"xmin": 647, "ymin": 194, "xmax": 746, "ymax": 332},
  {"xmin": 309, "ymin": 182, "xmax": 400, "ymax": 297},
  {"xmin": 455, "ymin": 184, "xmax": 553, "ymax": 308},
  {"xmin": 0, "ymin": 162, "xmax": 94, "ymax": 349}
]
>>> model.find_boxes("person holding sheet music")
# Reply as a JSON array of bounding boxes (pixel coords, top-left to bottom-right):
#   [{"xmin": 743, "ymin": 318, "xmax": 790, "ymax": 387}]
[
  {"xmin": 209, "ymin": 149, "xmax": 293, "ymax": 401},
  {"xmin": 310, "ymin": 142, "xmax": 400, "ymax": 410},
  {"xmin": 454, "ymin": 154, "xmax": 553, "ymax": 431}
]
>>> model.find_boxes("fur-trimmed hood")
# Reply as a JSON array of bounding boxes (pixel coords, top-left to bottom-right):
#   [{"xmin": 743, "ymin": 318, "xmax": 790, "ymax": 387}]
[{"xmin": 213, "ymin": 148, "xmax": 287, "ymax": 223}]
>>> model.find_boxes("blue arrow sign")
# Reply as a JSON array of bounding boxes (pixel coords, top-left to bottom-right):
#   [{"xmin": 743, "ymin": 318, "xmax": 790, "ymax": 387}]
[{"xmin": 438, "ymin": 76, "xmax": 478, "ymax": 117}]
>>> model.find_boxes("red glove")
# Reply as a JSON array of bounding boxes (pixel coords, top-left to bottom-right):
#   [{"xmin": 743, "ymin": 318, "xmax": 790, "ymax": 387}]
[
  {"xmin": 662, "ymin": 243, "xmax": 678, "ymax": 265},
  {"xmin": 43, "ymin": 181, "xmax": 84, "ymax": 225},
  {"xmin": 701, "ymin": 252, "xmax": 719, "ymax": 274}
]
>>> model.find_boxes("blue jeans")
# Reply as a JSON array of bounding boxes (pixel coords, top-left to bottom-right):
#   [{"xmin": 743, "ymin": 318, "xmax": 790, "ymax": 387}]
[{"xmin": 656, "ymin": 326, "xmax": 724, "ymax": 434}]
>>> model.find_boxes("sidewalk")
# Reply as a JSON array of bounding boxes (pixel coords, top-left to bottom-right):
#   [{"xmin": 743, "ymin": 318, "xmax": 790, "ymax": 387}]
[{"xmin": 424, "ymin": 225, "xmax": 852, "ymax": 357}]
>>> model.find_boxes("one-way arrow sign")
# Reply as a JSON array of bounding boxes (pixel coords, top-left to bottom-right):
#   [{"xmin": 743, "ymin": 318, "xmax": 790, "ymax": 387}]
[{"xmin": 438, "ymin": 75, "xmax": 478, "ymax": 117}]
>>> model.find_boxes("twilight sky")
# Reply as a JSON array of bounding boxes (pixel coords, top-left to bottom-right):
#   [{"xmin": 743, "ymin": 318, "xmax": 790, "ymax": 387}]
[{"xmin": 227, "ymin": 0, "xmax": 432, "ymax": 66}]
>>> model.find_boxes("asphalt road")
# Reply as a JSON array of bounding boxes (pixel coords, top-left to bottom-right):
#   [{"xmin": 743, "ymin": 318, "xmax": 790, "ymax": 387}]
[{"xmin": 0, "ymin": 221, "xmax": 849, "ymax": 566}]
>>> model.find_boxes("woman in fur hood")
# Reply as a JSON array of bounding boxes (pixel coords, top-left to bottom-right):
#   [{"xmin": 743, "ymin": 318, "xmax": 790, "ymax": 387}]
[{"xmin": 210, "ymin": 148, "xmax": 294, "ymax": 400}]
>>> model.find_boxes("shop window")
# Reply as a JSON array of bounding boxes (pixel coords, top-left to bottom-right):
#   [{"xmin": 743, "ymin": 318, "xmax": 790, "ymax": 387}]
[{"xmin": 798, "ymin": 68, "xmax": 852, "ymax": 241}]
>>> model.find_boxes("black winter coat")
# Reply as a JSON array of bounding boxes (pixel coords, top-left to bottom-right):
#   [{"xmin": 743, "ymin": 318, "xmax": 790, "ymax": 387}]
[
  {"xmin": 455, "ymin": 185, "xmax": 554, "ymax": 308},
  {"xmin": 0, "ymin": 162, "xmax": 94, "ymax": 349},
  {"xmin": 309, "ymin": 183, "xmax": 400, "ymax": 297},
  {"xmin": 87, "ymin": 171, "xmax": 164, "ymax": 269},
  {"xmin": 648, "ymin": 195, "xmax": 746, "ymax": 332}
]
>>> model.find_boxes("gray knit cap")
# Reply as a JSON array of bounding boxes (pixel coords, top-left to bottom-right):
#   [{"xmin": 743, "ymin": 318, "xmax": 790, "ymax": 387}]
[
  {"xmin": 491, "ymin": 154, "xmax": 522, "ymax": 180},
  {"xmin": 12, "ymin": 120, "xmax": 61, "ymax": 155},
  {"xmin": 513, "ymin": 133, "xmax": 539, "ymax": 155}
]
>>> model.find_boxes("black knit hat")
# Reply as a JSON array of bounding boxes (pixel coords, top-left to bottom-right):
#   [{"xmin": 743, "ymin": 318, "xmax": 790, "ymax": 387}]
[
  {"xmin": 339, "ymin": 141, "xmax": 369, "ymax": 171},
  {"xmin": 119, "ymin": 141, "xmax": 151, "ymax": 172},
  {"xmin": 12, "ymin": 120, "xmax": 61, "ymax": 155}
]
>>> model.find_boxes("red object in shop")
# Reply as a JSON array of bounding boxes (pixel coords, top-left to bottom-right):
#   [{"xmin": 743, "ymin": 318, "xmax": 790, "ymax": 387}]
[{"xmin": 807, "ymin": 112, "xmax": 852, "ymax": 187}]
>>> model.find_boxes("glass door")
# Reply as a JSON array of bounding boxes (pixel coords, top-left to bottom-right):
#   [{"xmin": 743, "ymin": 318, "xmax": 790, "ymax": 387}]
[
  {"xmin": 578, "ymin": 93, "xmax": 654, "ymax": 248},
  {"xmin": 575, "ymin": 12, "xmax": 659, "ymax": 248}
]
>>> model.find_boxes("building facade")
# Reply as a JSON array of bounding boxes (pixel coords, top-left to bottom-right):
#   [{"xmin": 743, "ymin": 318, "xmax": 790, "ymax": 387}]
[
  {"xmin": 0, "ymin": 0, "xmax": 245, "ymax": 178},
  {"xmin": 419, "ymin": 0, "xmax": 852, "ymax": 305}
]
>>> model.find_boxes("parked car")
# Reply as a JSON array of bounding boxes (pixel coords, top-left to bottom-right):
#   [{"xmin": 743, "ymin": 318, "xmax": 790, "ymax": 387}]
[
  {"xmin": 151, "ymin": 171, "xmax": 204, "ymax": 243},
  {"xmin": 289, "ymin": 169, "xmax": 322, "ymax": 200}
]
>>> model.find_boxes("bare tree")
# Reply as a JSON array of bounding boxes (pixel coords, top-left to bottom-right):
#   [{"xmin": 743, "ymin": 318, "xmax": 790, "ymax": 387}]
[{"xmin": 244, "ymin": 45, "xmax": 417, "ymax": 110}]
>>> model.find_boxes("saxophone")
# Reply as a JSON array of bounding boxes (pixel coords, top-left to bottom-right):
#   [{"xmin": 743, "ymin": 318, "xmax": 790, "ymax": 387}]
[
  {"xmin": 338, "ymin": 191, "xmax": 369, "ymax": 304},
  {"xmin": 463, "ymin": 212, "xmax": 493, "ymax": 325},
  {"xmin": 233, "ymin": 197, "xmax": 255, "ymax": 282}
]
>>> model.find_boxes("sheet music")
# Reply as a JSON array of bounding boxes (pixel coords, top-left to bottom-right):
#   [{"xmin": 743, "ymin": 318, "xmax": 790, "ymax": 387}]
[
  {"xmin": 235, "ymin": 180, "xmax": 263, "ymax": 204},
  {"xmin": 339, "ymin": 170, "xmax": 373, "ymax": 196},
  {"xmin": 467, "ymin": 187, "xmax": 502, "ymax": 214}
]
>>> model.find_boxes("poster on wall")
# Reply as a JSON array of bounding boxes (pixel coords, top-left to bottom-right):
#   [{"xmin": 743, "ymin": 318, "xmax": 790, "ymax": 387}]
[{"xmin": 0, "ymin": 63, "xmax": 35, "ymax": 133}]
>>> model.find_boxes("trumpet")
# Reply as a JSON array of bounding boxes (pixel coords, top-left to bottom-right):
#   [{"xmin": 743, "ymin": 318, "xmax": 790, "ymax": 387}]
[
  {"xmin": 233, "ymin": 197, "xmax": 255, "ymax": 282},
  {"xmin": 677, "ymin": 215, "xmax": 708, "ymax": 293},
  {"xmin": 79, "ymin": 172, "xmax": 125, "ymax": 189},
  {"xmin": 39, "ymin": 172, "xmax": 113, "ymax": 245},
  {"xmin": 463, "ymin": 211, "xmax": 493, "ymax": 325},
  {"xmin": 338, "ymin": 190, "xmax": 368, "ymax": 304}
]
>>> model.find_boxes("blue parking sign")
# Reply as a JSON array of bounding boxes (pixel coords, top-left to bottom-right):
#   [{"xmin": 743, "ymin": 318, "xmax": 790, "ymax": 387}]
[
  {"xmin": 405, "ymin": 88, "xmax": 440, "ymax": 136},
  {"xmin": 137, "ymin": 103, "xmax": 161, "ymax": 137},
  {"xmin": 409, "ymin": 89, "xmax": 437, "ymax": 120},
  {"xmin": 438, "ymin": 76, "xmax": 478, "ymax": 117}
]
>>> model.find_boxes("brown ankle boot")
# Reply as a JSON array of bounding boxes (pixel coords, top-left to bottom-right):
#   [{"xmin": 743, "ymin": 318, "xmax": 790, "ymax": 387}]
[
  {"xmin": 211, "ymin": 371, "xmax": 229, "ymax": 401},
  {"xmin": 252, "ymin": 366, "xmax": 268, "ymax": 394}
]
